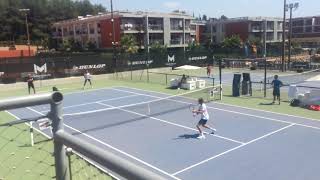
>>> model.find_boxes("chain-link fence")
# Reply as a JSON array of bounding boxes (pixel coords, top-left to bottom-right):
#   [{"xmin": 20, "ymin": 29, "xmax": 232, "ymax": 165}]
[{"xmin": 0, "ymin": 111, "xmax": 114, "ymax": 180}]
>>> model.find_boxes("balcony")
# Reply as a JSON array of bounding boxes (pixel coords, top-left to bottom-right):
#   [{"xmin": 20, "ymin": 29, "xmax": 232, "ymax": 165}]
[
  {"xmin": 121, "ymin": 24, "xmax": 144, "ymax": 33},
  {"xmin": 170, "ymin": 39, "xmax": 183, "ymax": 45},
  {"xmin": 171, "ymin": 26, "xmax": 184, "ymax": 31},
  {"xmin": 148, "ymin": 24, "xmax": 163, "ymax": 31},
  {"xmin": 149, "ymin": 39, "xmax": 164, "ymax": 45}
]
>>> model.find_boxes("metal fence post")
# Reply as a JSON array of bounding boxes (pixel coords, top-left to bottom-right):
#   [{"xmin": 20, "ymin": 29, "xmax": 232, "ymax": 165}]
[
  {"xmin": 165, "ymin": 74, "xmax": 168, "ymax": 85},
  {"xmin": 50, "ymin": 93, "xmax": 70, "ymax": 180}
]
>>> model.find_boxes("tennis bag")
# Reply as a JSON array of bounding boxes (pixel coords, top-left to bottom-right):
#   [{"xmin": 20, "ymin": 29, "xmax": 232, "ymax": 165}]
[
  {"xmin": 290, "ymin": 99, "xmax": 300, "ymax": 107},
  {"xmin": 309, "ymin": 105, "xmax": 320, "ymax": 111}
]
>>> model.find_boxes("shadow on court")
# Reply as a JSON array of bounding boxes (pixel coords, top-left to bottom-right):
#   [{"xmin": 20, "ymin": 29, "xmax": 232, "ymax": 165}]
[
  {"xmin": 259, "ymin": 102, "xmax": 276, "ymax": 106},
  {"xmin": 70, "ymin": 104, "xmax": 191, "ymax": 136},
  {"xmin": 174, "ymin": 133, "xmax": 199, "ymax": 140}
]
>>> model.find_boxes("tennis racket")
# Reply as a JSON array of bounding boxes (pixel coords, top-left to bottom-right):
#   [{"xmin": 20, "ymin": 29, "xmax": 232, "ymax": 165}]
[{"xmin": 189, "ymin": 104, "xmax": 197, "ymax": 117}]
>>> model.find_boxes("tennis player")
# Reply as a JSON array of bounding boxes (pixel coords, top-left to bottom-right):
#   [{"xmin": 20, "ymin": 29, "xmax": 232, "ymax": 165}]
[
  {"xmin": 27, "ymin": 74, "xmax": 36, "ymax": 94},
  {"xmin": 193, "ymin": 98, "xmax": 216, "ymax": 139},
  {"xmin": 83, "ymin": 70, "xmax": 92, "ymax": 89},
  {"xmin": 271, "ymin": 75, "xmax": 283, "ymax": 105}
]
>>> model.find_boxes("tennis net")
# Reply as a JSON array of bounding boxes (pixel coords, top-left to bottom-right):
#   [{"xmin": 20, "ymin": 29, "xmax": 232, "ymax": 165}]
[
  {"xmin": 63, "ymin": 85, "xmax": 222, "ymax": 119},
  {"xmin": 266, "ymin": 68, "xmax": 320, "ymax": 86}
]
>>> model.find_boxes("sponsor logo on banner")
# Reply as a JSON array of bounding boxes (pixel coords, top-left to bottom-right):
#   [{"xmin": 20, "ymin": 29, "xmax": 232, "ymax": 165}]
[
  {"xmin": 166, "ymin": 55, "xmax": 176, "ymax": 66},
  {"xmin": 73, "ymin": 64, "xmax": 106, "ymax": 70},
  {"xmin": 128, "ymin": 60, "xmax": 153, "ymax": 66},
  {"xmin": 34, "ymin": 63, "xmax": 47, "ymax": 74},
  {"xmin": 188, "ymin": 56, "xmax": 207, "ymax": 61}
]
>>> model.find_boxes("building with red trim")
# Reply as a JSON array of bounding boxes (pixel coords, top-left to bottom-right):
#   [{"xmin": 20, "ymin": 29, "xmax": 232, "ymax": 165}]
[{"xmin": 52, "ymin": 11, "xmax": 204, "ymax": 49}]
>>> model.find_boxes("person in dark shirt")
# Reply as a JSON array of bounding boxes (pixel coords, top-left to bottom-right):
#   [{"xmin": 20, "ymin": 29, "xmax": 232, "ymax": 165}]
[
  {"xmin": 178, "ymin": 74, "xmax": 187, "ymax": 89},
  {"xmin": 207, "ymin": 64, "xmax": 212, "ymax": 77},
  {"xmin": 27, "ymin": 74, "xmax": 36, "ymax": 94},
  {"xmin": 271, "ymin": 75, "xmax": 283, "ymax": 104}
]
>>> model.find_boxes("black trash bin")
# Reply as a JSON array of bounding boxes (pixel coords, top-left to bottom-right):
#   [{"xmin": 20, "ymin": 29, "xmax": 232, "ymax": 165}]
[{"xmin": 232, "ymin": 74, "xmax": 241, "ymax": 97}]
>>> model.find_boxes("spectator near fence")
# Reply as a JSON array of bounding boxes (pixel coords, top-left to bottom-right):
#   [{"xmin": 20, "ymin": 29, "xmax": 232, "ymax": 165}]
[
  {"xmin": 271, "ymin": 75, "xmax": 283, "ymax": 105},
  {"xmin": 83, "ymin": 70, "xmax": 93, "ymax": 89},
  {"xmin": 27, "ymin": 74, "xmax": 36, "ymax": 94},
  {"xmin": 207, "ymin": 64, "xmax": 212, "ymax": 77}
]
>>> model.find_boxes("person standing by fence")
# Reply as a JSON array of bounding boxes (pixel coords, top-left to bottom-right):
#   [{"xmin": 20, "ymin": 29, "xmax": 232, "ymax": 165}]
[
  {"xmin": 83, "ymin": 70, "xmax": 93, "ymax": 89},
  {"xmin": 27, "ymin": 74, "xmax": 36, "ymax": 94},
  {"xmin": 207, "ymin": 64, "xmax": 212, "ymax": 77},
  {"xmin": 271, "ymin": 75, "xmax": 283, "ymax": 105}
]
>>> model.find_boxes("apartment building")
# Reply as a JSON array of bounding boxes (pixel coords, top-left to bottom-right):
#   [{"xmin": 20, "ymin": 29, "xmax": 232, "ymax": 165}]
[
  {"xmin": 291, "ymin": 16, "xmax": 320, "ymax": 48},
  {"xmin": 205, "ymin": 17, "xmax": 287, "ymax": 44},
  {"xmin": 52, "ymin": 11, "xmax": 203, "ymax": 49}
]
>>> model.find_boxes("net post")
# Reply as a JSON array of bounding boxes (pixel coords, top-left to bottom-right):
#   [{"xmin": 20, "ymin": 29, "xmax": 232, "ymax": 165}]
[
  {"xmin": 50, "ymin": 94, "xmax": 69, "ymax": 180},
  {"xmin": 30, "ymin": 121, "xmax": 34, "ymax": 146},
  {"xmin": 219, "ymin": 84, "xmax": 223, "ymax": 100},
  {"xmin": 165, "ymin": 74, "xmax": 168, "ymax": 85},
  {"xmin": 130, "ymin": 57, "xmax": 133, "ymax": 81},
  {"xmin": 146, "ymin": 64, "xmax": 149, "ymax": 83}
]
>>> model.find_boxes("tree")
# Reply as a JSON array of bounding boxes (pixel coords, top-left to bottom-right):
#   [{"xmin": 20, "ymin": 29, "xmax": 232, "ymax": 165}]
[
  {"xmin": 222, "ymin": 35, "xmax": 242, "ymax": 49},
  {"xmin": 220, "ymin": 15, "xmax": 228, "ymax": 20},
  {"xmin": 202, "ymin": 14, "xmax": 208, "ymax": 21},
  {"xmin": 247, "ymin": 37, "xmax": 262, "ymax": 47},
  {"xmin": 120, "ymin": 35, "xmax": 138, "ymax": 54},
  {"xmin": 150, "ymin": 41, "xmax": 167, "ymax": 54},
  {"xmin": 0, "ymin": 0, "xmax": 106, "ymax": 48}
]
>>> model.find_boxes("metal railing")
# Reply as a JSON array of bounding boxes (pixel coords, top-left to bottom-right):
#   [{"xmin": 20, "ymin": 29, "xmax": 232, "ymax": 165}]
[{"xmin": 0, "ymin": 92, "xmax": 167, "ymax": 180}]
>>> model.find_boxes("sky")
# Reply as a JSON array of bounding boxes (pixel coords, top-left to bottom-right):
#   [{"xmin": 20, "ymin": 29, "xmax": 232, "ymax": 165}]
[{"xmin": 89, "ymin": 0, "xmax": 319, "ymax": 18}]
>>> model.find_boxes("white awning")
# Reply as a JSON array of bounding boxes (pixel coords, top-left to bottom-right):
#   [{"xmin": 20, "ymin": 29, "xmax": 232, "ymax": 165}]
[{"xmin": 175, "ymin": 65, "xmax": 201, "ymax": 70}]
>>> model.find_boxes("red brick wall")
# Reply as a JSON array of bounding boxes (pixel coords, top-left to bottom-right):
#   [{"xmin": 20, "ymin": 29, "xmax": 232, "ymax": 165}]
[
  {"xmin": 225, "ymin": 22, "xmax": 249, "ymax": 41},
  {"xmin": 0, "ymin": 50, "xmax": 35, "ymax": 58},
  {"xmin": 100, "ymin": 17, "xmax": 121, "ymax": 48},
  {"xmin": 197, "ymin": 25, "xmax": 205, "ymax": 43}
]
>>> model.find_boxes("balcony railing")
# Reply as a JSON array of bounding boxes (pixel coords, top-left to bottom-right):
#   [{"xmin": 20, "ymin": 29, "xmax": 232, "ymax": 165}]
[
  {"xmin": 171, "ymin": 26, "xmax": 184, "ymax": 31},
  {"xmin": 148, "ymin": 24, "xmax": 163, "ymax": 31},
  {"xmin": 121, "ymin": 24, "xmax": 144, "ymax": 31},
  {"xmin": 149, "ymin": 39, "xmax": 164, "ymax": 45},
  {"xmin": 170, "ymin": 39, "xmax": 183, "ymax": 45}
]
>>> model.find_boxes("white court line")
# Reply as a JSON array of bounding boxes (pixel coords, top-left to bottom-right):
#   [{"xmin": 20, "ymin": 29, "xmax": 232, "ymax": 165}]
[
  {"xmin": 172, "ymin": 123, "xmax": 296, "ymax": 176},
  {"xmin": 26, "ymin": 107, "xmax": 180, "ymax": 180},
  {"xmin": 112, "ymin": 87, "xmax": 320, "ymax": 131},
  {"xmin": 116, "ymin": 86, "xmax": 320, "ymax": 122},
  {"xmin": 4, "ymin": 110, "xmax": 120, "ymax": 180},
  {"xmin": 40, "ymin": 94, "xmax": 140, "ymax": 113},
  {"xmin": 63, "ymin": 89, "xmax": 206, "ymax": 116},
  {"xmin": 96, "ymin": 102, "xmax": 244, "ymax": 145}
]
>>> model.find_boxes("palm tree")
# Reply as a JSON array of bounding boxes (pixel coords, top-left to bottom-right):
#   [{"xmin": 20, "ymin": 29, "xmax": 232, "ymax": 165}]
[{"xmin": 120, "ymin": 34, "xmax": 138, "ymax": 54}]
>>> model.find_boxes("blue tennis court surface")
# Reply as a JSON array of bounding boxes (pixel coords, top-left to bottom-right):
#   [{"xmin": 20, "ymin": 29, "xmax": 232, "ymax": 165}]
[{"xmin": 7, "ymin": 87, "xmax": 320, "ymax": 180}]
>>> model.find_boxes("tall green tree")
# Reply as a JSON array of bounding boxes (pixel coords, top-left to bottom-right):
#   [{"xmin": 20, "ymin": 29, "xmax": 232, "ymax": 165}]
[
  {"xmin": 120, "ymin": 35, "xmax": 138, "ymax": 54},
  {"xmin": 222, "ymin": 35, "xmax": 242, "ymax": 49},
  {"xmin": 0, "ymin": 0, "xmax": 106, "ymax": 47}
]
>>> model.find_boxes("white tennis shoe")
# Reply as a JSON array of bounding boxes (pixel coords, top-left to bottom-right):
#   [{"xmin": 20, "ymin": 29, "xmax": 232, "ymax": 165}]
[{"xmin": 197, "ymin": 134, "xmax": 206, "ymax": 139}]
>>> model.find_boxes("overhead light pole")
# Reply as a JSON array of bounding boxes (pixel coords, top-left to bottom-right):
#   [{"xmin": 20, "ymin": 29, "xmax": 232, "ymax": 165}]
[
  {"xmin": 287, "ymin": 2, "xmax": 299, "ymax": 70},
  {"xmin": 19, "ymin": 8, "xmax": 31, "ymax": 56},
  {"xmin": 110, "ymin": 0, "xmax": 117, "ymax": 75},
  {"xmin": 281, "ymin": 0, "xmax": 287, "ymax": 72}
]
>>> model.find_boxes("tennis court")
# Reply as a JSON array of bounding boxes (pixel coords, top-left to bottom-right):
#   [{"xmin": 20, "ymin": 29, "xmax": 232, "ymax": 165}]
[{"xmin": 7, "ymin": 86, "xmax": 320, "ymax": 180}]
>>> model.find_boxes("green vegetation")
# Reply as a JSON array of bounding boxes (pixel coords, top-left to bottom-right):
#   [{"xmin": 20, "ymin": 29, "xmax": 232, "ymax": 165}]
[
  {"xmin": 120, "ymin": 34, "xmax": 139, "ymax": 54},
  {"xmin": 0, "ymin": 0, "xmax": 106, "ymax": 47}
]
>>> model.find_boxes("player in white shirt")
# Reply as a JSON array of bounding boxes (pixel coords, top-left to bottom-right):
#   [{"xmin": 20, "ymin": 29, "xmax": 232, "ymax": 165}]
[
  {"xmin": 83, "ymin": 70, "xmax": 92, "ymax": 89},
  {"xmin": 193, "ymin": 98, "xmax": 216, "ymax": 139}
]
